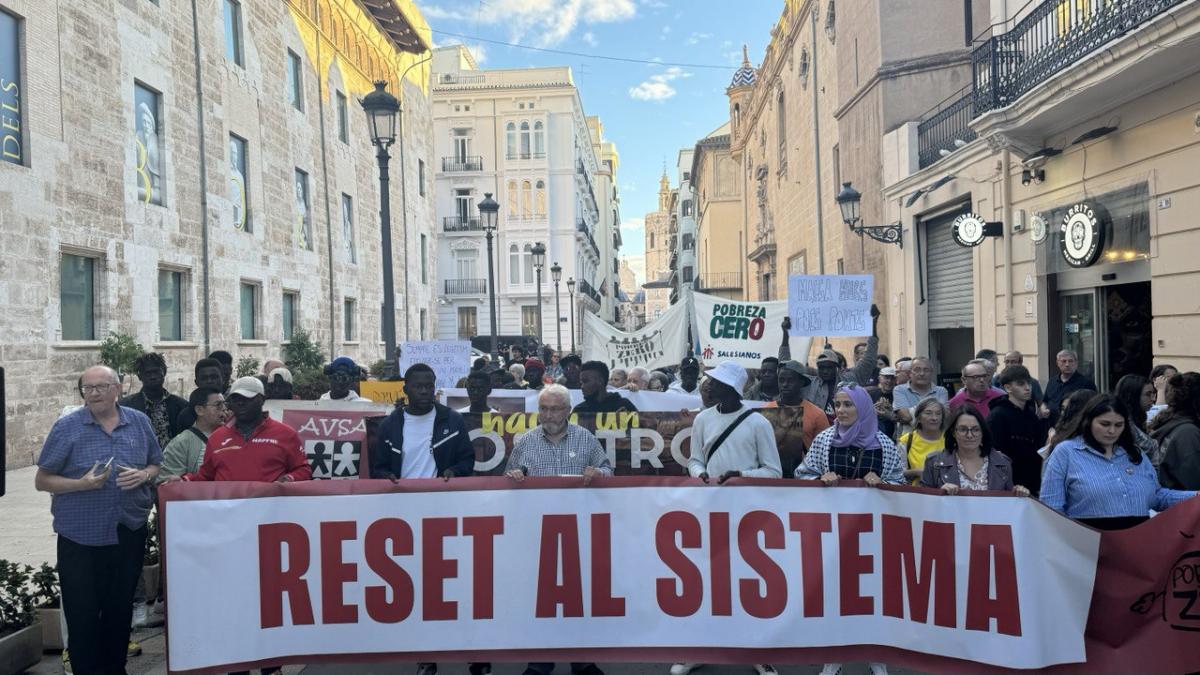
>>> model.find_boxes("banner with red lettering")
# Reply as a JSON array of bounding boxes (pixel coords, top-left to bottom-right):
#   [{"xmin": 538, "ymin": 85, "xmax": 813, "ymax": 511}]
[{"xmin": 154, "ymin": 478, "xmax": 1200, "ymax": 674}]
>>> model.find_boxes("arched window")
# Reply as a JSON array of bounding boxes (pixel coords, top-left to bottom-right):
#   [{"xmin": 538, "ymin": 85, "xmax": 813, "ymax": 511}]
[
  {"xmin": 521, "ymin": 180, "xmax": 532, "ymax": 219},
  {"xmin": 523, "ymin": 243, "xmax": 534, "ymax": 283},
  {"xmin": 535, "ymin": 180, "xmax": 546, "ymax": 216},
  {"xmin": 506, "ymin": 122, "xmax": 516, "ymax": 159},
  {"xmin": 649, "ymin": 231, "xmax": 655, "ymax": 248},
  {"xmin": 533, "ymin": 121, "xmax": 545, "ymax": 157},
  {"xmin": 509, "ymin": 244, "xmax": 520, "ymax": 284},
  {"xmin": 777, "ymin": 91, "xmax": 787, "ymax": 165},
  {"xmin": 520, "ymin": 121, "xmax": 531, "ymax": 158},
  {"xmin": 506, "ymin": 180, "xmax": 518, "ymax": 217}
]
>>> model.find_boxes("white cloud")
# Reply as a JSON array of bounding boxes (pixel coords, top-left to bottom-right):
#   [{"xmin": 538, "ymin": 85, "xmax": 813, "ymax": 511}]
[
  {"xmin": 620, "ymin": 216, "xmax": 645, "ymax": 233},
  {"xmin": 687, "ymin": 32, "xmax": 711, "ymax": 45},
  {"xmin": 460, "ymin": 0, "xmax": 636, "ymax": 47},
  {"xmin": 581, "ymin": 31, "xmax": 598, "ymax": 46},
  {"xmin": 417, "ymin": 4, "xmax": 473, "ymax": 21},
  {"xmin": 628, "ymin": 66, "xmax": 690, "ymax": 101}
]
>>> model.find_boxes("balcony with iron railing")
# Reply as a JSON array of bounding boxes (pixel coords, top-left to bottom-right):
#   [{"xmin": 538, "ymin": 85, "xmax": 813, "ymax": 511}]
[
  {"xmin": 506, "ymin": 151, "xmax": 547, "ymax": 161},
  {"xmin": 444, "ymin": 279, "xmax": 487, "ymax": 295},
  {"xmin": 916, "ymin": 86, "xmax": 978, "ymax": 169},
  {"xmin": 576, "ymin": 220, "xmax": 600, "ymax": 259},
  {"xmin": 971, "ymin": 0, "xmax": 1192, "ymax": 119},
  {"xmin": 696, "ymin": 272, "xmax": 743, "ymax": 291},
  {"xmin": 442, "ymin": 156, "xmax": 483, "ymax": 172},
  {"xmin": 578, "ymin": 279, "xmax": 602, "ymax": 304},
  {"xmin": 443, "ymin": 216, "xmax": 483, "ymax": 233}
]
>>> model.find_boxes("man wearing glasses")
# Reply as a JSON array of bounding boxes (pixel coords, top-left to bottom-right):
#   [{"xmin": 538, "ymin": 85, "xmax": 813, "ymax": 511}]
[
  {"xmin": 892, "ymin": 356, "xmax": 950, "ymax": 438},
  {"xmin": 159, "ymin": 387, "xmax": 227, "ymax": 479},
  {"xmin": 320, "ymin": 356, "xmax": 370, "ymax": 402},
  {"xmin": 35, "ymin": 365, "xmax": 163, "ymax": 675},
  {"xmin": 948, "ymin": 359, "xmax": 1005, "ymax": 419}
]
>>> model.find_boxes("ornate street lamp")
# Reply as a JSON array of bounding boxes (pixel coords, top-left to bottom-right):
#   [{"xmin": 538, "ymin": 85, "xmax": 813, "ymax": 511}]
[
  {"xmin": 836, "ymin": 181, "xmax": 903, "ymax": 248},
  {"xmin": 550, "ymin": 262, "xmax": 563, "ymax": 352},
  {"xmin": 566, "ymin": 277, "xmax": 577, "ymax": 354},
  {"xmin": 531, "ymin": 241, "xmax": 546, "ymax": 344},
  {"xmin": 361, "ymin": 81, "xmax": 401, "ymax": 362},
  {"xmin": 478, "ymin": 192, "xmax": 501, "ymax": 359}
]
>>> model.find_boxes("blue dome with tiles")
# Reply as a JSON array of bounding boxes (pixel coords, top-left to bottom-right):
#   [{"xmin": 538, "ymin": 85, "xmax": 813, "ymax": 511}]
[{"xmin": 729, "ymin": 45, "xmax": 757, "ymax": 88}]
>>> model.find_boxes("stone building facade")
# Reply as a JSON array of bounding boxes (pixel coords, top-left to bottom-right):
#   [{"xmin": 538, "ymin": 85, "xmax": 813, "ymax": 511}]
[
  {"xmin": 690, "ymin": 122, "xmax": 746, "ymax": 301},
  {"xmin": 0, "ymin": 0, "xmax": 435, "ymax": 468},
  {"xmin": 881, "ymin": 0, "xmax": 1200, "ymax": 387},
  {"xmin": 642, "ymin": 172, "xmax": 673, "ymax": 322}
]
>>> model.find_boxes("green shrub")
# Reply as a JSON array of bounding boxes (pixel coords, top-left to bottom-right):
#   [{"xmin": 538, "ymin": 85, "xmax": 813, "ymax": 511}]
[
  {"xmin": 31, "ymin": 563, "xmax": 58, "ymax": 609},
  {"xmin": 236, "ymin": 356, "xmax": 260, "ymax": 378},
  {"xmin": 283, "ymin": 328, "xmax": 325, "ymax": 375},
  {"xmin": 0, "ymin": 560, "xmax": 36, "ymax": 635},
  {"xmin": 99, "ymin": 332, "xmax": 145, "ymax": 379}
]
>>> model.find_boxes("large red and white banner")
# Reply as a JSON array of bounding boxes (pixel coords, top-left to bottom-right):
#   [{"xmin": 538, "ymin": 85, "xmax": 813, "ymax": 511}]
[{"xmin": 157, "ymin": 478, "xmax": 1200, "ymax": 673}]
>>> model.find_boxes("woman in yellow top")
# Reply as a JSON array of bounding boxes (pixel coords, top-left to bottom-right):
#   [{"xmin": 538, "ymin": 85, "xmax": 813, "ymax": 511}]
[{"xmin": 899, "ymin": 398, "xmax": 947, "ymax": 483}]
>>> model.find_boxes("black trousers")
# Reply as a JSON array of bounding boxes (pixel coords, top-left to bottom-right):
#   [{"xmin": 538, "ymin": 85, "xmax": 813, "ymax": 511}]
[{"xmin": 58, "ymin": 524, "xmax": 146, "ymax": 675}]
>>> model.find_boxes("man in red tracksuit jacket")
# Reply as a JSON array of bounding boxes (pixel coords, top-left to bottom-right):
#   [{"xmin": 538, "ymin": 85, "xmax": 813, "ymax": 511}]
[{"xmin": 170, "ymin": 376, "xmax": 312, "ymax": 483}]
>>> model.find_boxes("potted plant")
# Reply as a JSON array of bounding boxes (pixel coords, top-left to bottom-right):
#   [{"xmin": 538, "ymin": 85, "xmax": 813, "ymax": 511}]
[
  {"xmin": 0, "ymin": 560, "xmax": 43, "ymax": 673},
  {"xmin": 31, "ymin": 563, "xmax": 63, "ymax": 651}
]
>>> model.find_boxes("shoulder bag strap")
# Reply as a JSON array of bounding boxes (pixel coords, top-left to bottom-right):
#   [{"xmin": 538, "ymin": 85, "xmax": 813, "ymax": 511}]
[{"xmin": 706, "ymin": 409, "xmax": 756, "ymax": 464}]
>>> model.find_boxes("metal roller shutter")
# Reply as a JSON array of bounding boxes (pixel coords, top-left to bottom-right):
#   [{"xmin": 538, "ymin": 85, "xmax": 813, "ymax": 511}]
[{"xmin": 925, "ymin": 211, "xmax": 974, "ymax": 329}]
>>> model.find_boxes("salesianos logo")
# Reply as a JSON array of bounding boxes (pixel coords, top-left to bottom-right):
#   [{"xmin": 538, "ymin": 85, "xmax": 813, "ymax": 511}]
[{"xmin": 708, "ymin": 303, "xmax": 767, "ymax": 341}]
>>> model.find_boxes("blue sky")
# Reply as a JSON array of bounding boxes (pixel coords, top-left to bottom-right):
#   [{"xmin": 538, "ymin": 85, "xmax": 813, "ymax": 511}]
[{"xmin": 414, "ymin": 0, "xmax": 782, "ymax": 283}]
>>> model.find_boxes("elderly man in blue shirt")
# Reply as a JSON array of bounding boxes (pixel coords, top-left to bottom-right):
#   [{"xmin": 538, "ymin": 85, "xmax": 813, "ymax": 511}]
[{"xmin": 35, "ymin": 365, "xmax": 162, "ymax": 675}]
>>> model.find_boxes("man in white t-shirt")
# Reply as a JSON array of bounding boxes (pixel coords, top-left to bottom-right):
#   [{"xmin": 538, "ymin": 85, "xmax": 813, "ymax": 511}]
[
  {"xmin": 676, "ymin": 365, "xmax": 781, "ymax": 675},
  {"xmin": 368, "ymin": 364, "xmax": 475, "ymax": 482}
]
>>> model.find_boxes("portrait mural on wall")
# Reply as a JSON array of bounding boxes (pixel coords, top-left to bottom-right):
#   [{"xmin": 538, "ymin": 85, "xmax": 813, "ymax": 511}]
[{"xmin": 134, "ymin": 84, "xmax": 163, "ymax": 205}]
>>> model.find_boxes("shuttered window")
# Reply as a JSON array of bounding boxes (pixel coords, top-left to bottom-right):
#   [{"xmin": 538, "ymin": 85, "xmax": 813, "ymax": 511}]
[{"xmin": 924, "ymin": 210, "xmax": 974, "ymax": 329}]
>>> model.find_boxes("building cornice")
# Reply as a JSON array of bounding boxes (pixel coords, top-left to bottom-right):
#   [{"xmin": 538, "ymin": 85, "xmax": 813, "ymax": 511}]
[{"xmin": 833, "ymin": 49, "xmax": 972, "ymax": 121}]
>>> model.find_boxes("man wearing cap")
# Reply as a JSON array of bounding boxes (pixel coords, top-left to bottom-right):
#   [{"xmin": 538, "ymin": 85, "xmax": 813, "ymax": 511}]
[
  {"xmin": 878, "ymin": 366, "xmax": 897, "ymax": 395},
  {"xmin": 265, "ymin": 367, "xmax": 296, "ymax": 400},
  {"xmin": 557, "ymin": 354, "xmax": 583, "ymax": 389},
  {"xmin": 668, "ymin": 356, "xmax": 702, "ymax": 395},
  {"xmin": 524, "ymin": 358, "xmax": 547, "ymax": 390},
  {"xmin": 321, "ymin": 357, "xmax": 370, "ymax": 402},
  {"xmin": 168, "ymin": 377, "xmax": 311, "ymax": 483},
  {"xmin": 573, "ymin": 361, "xmax": 637, "ymax": 414},
  {"xmin": 805, "ymin": 349, "xmax": 844, "ymax": 421},
  {"xmin": 767, "ymin": 361, "xmax": 831, "ymax": 476},
  {"xmin": 676, "ymin": 361, "xmax": 780, "ymax": 675}
]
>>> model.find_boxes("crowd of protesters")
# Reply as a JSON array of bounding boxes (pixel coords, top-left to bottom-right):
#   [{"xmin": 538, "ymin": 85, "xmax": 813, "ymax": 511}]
[{"xmin": 33, "ymin": 312, "xmax": 1200, "ymax": 675}]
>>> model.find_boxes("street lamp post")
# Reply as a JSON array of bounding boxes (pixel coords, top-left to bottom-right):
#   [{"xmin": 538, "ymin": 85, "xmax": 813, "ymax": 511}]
[
  {"xmin": 550, "ymin": 262, "xmax": 562, "ymax": 352},
  {"xmin": 360, "ymin": 81, "xmax": 401, "ymax": 364},
  {"xmin": 531, "ymin": 241, "xmax": 546, "ymax": 345},
  {"xmin": 835, "ymin": 181, "xmax": 903, "ymax": 248},
  {"xmin": 566, "ymin": 277, "xmax": 577, "ymax": 354},
  {"xmin": 478, "ymin": 193, "xmax": 501, "ymax": 360}
]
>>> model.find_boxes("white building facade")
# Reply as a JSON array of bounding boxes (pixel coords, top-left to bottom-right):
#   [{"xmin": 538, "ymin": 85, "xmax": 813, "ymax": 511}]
[
  {"xmin": 430, "ymin": 46, "xmax": 609, "ymax": 351},
  {"xmin": 670, "ymin": 148, "xmax": 697, "ymax": 306}
]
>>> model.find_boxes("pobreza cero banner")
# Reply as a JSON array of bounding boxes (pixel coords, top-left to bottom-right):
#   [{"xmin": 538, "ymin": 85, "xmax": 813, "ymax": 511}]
[
  {"xmin": 583, "ymin": 298, "xmax": 689, "ymax": 371},
  {"xmin": 691, "ymin": 290, "xmax": 813, "ymax": 369},
  {"xmin": 160, "ymin": 480, "xmax": 1200, "ymax": 674},
  {"xmin": 787, "ymin": 274, "xmax": 874, "ymax": 338}
]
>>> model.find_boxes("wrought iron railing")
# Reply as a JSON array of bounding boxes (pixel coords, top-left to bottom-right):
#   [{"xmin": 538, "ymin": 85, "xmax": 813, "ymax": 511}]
[
  {"xmin": 578, "ymin": 279, "xmax": 601, "ymax": 304},
  {"xmin": 442, "ymin": 156, "xmax": 482, "ymax": 172},
  {"xmin": 444, "ymin": 279, "xmax": 487, "ymax": 295},
  {"xmin": 917, "ymin": 87, "xmax": 978, "ymax": 168},
  {"xmin": 443, "ymin": 216, "xmax": 483, "ymax": 232},
  {"xmin": 697, "ymin": 272, "xmax": 742, "ymax": 291},
  {"xmin": 971, "ymin": 0, "xmax": 1187, "ymax": 116}
]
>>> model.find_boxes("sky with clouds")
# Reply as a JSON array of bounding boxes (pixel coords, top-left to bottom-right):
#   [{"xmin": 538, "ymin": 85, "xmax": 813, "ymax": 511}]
[{"xmin": 415, "ymin": 0, "xmax": 782, "ymax": 285}]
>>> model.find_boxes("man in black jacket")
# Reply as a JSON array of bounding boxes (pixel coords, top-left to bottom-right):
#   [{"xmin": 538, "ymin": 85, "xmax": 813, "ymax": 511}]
[
  {"xmin": 369, "ymin": 363, "xmax": 474, "ymax": 482},
  {"xmin": 572, "ymin": 361, "xmax": 637, "ymax": 414},
  {"xmin": 1044, "ymin": 349, "xmax": 1096, "ymax": 424},
  {"xmin": 987, "ymin": 365, "xmax": 1048, "ymax": 495},
  {"xmin": 120, "ymin": 352, "xmax": 189, "ymax": 450}
]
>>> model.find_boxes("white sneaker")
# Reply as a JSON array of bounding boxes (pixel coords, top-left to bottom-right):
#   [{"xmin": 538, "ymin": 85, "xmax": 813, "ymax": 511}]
[
  {"xmin": 131, "ymin": 602, "xmax": 148, "ymax": 628},
  {"xmin": 670, "ymin": 664, "xmax": 699, "ymax": 675},
  {"xmin": 753, "ymin": 666, "xmax": 777, "ymax": 675},
  {"xmin": 868, "ymin": 664, "xmax": 889, "ymax": 675},
  {"xmin": 819, "ymin": 665, "xmax": 842, "ymax": 675}
]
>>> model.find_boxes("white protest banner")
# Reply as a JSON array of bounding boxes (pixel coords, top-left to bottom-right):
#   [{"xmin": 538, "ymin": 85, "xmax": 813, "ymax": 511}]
[
  {"xmin": 691, "ymin": 290, "xmax": 812, "ymax": 369},
  {"xmin": 583, "ymin": 299, "xmax": 689, "ymax": 371},
  {"xmin": 400, "ymin": 340, "xmax": 471, "ymax": 386},
  {"xmin": 162, "ymin": 479, "xmax": 1107, "ymax": 673},
  {"xmin": 787, "ymin": 275, "xmax": 874, "ymax": 337}
]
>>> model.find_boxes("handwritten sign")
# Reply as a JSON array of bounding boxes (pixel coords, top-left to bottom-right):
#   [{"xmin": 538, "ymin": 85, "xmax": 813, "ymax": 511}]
[
  {"xmin": 787, "ymin": 274, "xmax": 874, "ymax": 337},
  {"xmin": 399, "ymin": 340, "xmax": 471, "ymax": 386},
  {"xmin": 359, "ymin": 381, "xmax": 406, "ymax": 405}
]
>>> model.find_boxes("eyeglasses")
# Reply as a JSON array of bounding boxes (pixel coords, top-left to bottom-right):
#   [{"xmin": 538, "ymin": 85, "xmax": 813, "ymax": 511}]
[
  {"xmin": 79, "ymin": 384, "xmax": 114, "ymax": 395},
  {"xmin": 963, "ymin": 374, "xmax": 989, "ymax": 380},
  {"xmin": 955, "ymin": 426, "xmax": 982, "ymax": 436}
]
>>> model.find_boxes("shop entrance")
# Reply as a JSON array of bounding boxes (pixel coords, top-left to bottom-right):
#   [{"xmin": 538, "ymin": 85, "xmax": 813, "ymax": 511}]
[{"xmin": 1056, "ymin": 281, "xmax": 1152, "ymax": 391}]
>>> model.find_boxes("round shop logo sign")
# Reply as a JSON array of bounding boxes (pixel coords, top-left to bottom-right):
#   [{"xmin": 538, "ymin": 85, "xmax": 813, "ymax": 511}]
[
  {"xmin": 1030, "ymin": 214, "xmax": 1048, "ymax": 243},
  {"xmin": 1060, "ymin": 202, "xmax": 1106, "ymax": 268},
  {"xmin": 952, "ymin": 213, "xmax": 987, "ymax": 247}
]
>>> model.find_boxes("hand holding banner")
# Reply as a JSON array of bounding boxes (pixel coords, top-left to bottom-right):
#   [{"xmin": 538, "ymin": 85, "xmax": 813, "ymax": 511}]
[{"xmin": 787, "ymin": 275, "xmax": 874, "ymax": 337}]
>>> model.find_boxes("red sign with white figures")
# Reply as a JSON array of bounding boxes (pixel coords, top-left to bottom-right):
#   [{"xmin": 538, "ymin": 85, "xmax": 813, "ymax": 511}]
[{"xmin": 158, "ymin": 479, "xmax": 1200, "ymax": 674}]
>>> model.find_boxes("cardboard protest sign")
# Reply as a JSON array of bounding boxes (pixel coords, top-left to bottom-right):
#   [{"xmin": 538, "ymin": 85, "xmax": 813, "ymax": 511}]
[
  {"xmin": 787, "ymin": 274, "xmax": 874, "ymax": 337},
  {"xmin": 400, "ymin": 340, "xmax": 471, "ymax": 386}
]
